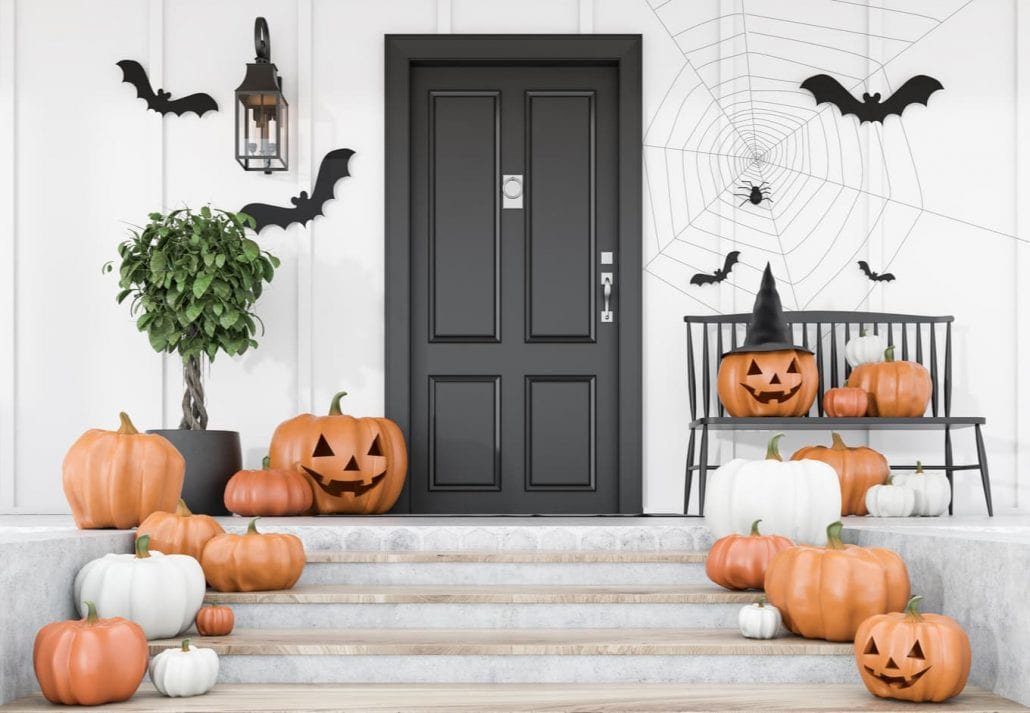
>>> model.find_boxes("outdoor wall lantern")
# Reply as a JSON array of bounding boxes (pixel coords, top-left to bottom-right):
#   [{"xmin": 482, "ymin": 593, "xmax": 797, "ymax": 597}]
[{"xmin": 235, "ymin": 17, "xmax": 288, "ymax": 173}]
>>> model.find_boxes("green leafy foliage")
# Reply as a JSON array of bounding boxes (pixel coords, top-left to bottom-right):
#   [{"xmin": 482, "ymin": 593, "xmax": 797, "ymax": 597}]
[{"xmin": 109, "ymin": 208, "xmax": 280, "ymax": 362}]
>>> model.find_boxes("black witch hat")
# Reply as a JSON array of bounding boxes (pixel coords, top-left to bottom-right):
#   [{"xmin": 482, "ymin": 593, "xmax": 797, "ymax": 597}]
[{"xmin": 725, "ymin": 263, "xmax": 812, "ymax": 355}]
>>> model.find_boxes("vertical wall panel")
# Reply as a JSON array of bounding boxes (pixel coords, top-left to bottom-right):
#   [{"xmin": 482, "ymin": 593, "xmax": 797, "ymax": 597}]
[{"xmin": 0, "ymin": 0, "xmax": 16, "ymax": 508}]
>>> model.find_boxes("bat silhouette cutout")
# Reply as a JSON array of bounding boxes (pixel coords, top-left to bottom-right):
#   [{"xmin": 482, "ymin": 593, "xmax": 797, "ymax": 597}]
[
  {"xmin": 857, "ymin": 261, "xmax": 896, "ymax": 282},
  {"xmin": 690, "ymin": 251, "xmax": 741, "ymax": 286},
  {"xmin": 241, "ymin": 148, "xmax": 356, "ymax": 232},
  {"xmin": 800, "ymin": 74, "xmax": 943, "ymax": 123},
  {"xmin": 116, "ymin": 60, "xmax": 218, "ymax": 117}
]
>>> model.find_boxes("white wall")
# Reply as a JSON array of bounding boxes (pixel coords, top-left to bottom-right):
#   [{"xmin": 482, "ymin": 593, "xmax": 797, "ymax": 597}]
[{"xmin": 1, "ymin": 0, "xmax": 1026, "ymax": 514}]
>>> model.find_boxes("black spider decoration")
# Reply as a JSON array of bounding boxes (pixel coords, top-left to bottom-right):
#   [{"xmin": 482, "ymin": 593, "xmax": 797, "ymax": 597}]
[{"xmin": 735, "ymin": 181, "xmax": 772, "ymax": 207}]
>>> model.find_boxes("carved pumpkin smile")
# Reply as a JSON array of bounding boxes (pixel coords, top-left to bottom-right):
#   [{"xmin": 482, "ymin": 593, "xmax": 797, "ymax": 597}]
[
  {"xmin": 301, "ymin": 465, "xmax": 387, "ymax": 497},
  {"xmin": 739, "ymin": 381, "xmax": 803, "ymax": 404},
  {"xmin": 864, "ymin": 665, "xmax": 932, "ymax": 689}
]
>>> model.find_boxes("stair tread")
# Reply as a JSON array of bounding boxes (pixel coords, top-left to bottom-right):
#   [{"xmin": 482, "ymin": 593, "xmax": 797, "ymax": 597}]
[
  {"xmin": 305, "ymin": 549, "xmax": 707, "ymax": 563},
  {"xmin": 150, "ymin": 627, "xmax": 851, "ymax": 656},
  {"xmin": 3, "ymin": 683, "xmax": 1022, "ymax": 712},
  {"xmin": 204, "ymin": 583, "xmax": 753, "ymax": 604}
]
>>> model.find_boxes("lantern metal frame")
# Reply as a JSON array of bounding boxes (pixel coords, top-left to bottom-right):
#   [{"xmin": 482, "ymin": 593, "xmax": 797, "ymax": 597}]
[{"xmin": 235, "ymin": 17, "xmax": 288, "ymax": 173}]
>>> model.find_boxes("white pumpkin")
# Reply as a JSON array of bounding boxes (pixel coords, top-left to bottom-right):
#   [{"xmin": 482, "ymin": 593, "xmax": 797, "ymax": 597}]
[
  {"xmin": 74, "ymin": 535, "xmax": 204, "ymax": 640},
  {"xmin": 891, "ymin": 461, "xmax": 950, "ymax": 516},
  {"xmin": 150, "ymin": 639, "xmax": 219, "ymax": 697},
  {"xmin": 845, "ymin": 331, "xmax": 886, "ymax": 367},
  {"xmin": 865, "ymin": 479, "xmax": 916, "ymax": 517},
  {"xmin": 705, "ymin": 433, "xmax": 841, "ymax": 545},
  {"xmin": 738, "ymin": 597, "xmax": 781, "ymax": 639}
]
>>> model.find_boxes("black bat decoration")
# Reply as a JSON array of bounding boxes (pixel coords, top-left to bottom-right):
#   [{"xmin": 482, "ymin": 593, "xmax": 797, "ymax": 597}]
[
  {"xmin": 800, "ymin": 74, "xmax": 943, "ymax": 123},
  {"xmin": 857, "ymin": 261, "xmax": 896, "ymax": 282},
  {"xmin": 690, "ymin": 251, "xmax": 741, "ymax": 286},
  {"xmin": 116, "ymin": 60, "xmax": 218, "ymax": 117},
  {"xmin": 241, "ymin": 148, "xmax": 356, "ymax": 231}
]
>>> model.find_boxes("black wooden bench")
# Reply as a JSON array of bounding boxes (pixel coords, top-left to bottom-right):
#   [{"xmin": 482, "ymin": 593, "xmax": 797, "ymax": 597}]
[{"xmin": 682, "ymin": 311, "xmax": 993, "ymax": 517}]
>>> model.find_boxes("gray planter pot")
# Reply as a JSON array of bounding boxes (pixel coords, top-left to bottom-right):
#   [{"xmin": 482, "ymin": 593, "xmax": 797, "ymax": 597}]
[{"xmin": 147, "ymin": 429, "xmax": 241, "ymax": 516}]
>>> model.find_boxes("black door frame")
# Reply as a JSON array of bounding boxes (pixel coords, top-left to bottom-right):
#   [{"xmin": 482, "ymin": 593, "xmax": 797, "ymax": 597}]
[{"xmin": 384, "ymin": 34, "xmax": 642, "ymax": 513}]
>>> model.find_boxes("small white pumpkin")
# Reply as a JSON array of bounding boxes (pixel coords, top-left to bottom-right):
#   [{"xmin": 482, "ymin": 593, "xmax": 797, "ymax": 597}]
[
  {"xmin": 845, "ymin": 330, "xmax": 886, "ymax": 367},
  {"xmin": 706, "ymin": 433, "xmax": 841, "ymax": 545},
  {"xmin": 865, "ymin": 478, "xmax": 916, "ymax": 517},
  {"xmin": 891, "ymin": 461, "xmax": 950, "ymax": 516},
  {"xmin": 738, "ymin": 596, "xmax": 781, "ymax": 639},
  {"xmin": 150, "ymin": 639, "xmax": 219, "ymax": 697},
  {"xmin": 74, "ymin": 535, "xmax": 204, "ymax": 640}
]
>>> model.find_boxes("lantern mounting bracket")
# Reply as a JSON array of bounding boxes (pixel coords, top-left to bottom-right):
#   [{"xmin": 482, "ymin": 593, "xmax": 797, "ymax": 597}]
[{"xmin": 254, "ymin": 17, "xmax": 271, "ymax": 63}]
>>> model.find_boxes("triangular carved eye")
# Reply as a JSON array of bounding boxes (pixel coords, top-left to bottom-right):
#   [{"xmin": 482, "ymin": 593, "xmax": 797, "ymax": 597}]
[
  {"xmin": 747, "ymin": 360, "xmax": 762, "ymax": 375},
  {"xmin": 863, "ymin": 639, "xmax": 879, "ymax": 655},
  {"xmin": 368, "ymin": 435, "xmax": 383, "ymax": 457},
  {"xmin": 908, "ymin": 641, "xmax": 925, "ymax": 660},
  {"xmin": 313, "ymin": 434, "xmax": 334, "ymax": 458},
  {"xmin": 786, "ymin": 358, "xmax": 800, "ymax": 374}
]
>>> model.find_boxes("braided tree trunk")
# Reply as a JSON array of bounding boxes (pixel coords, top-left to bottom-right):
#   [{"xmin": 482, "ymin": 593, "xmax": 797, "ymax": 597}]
[{"xmin": 179, "ymin": 355, "xmax": 208, "ymax": 430}]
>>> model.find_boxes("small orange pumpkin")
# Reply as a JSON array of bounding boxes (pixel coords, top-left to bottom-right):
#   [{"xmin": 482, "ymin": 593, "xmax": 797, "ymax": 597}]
[
  {"xmin": 823, "ymin": 387, "xmax": 868, "ymax": 417},
  {"xmin": 268, "ymin": 391, "xmax": 408, "ymax": 514},
  {"xmin": 764, "ymin": 522, "xmax": 910, "ymax": 642},
  {"xmin": 855, "ymin": 595, "xmax": 971, "ymax": 702},
  {"xmin": 33, "ymin": 600, "xmax": 148, "ymax": 706},
  {"xmin": 790, "ymin": 433, "xmax": 888, "ymax": 516},
  {"xmin": 201, "ymin": 517, "xmax": 305, "ymax": 592},
  {"xmin": 847, "ymin": 345, "xmax": 932, "ymax": 417},
  {"xmin": 63, "ymin": 412, "xmax": 185, "ymax": 529},
  {"xmin": 195, "ymin": 605, "xmax": 235, "ymax": 636},
  {"xmin": 137, "ymin": 498, "xmax": 224, "ymax": 561},
  {"xmin": 705, "ymin": 519, "xmax": 794, "ymax": 591},
  {"xmin": 224, "ymin": 456, "xmax": 314, "ymax": 517},
  {"xmin": 718, "ymin": 349, "xmax": 819, "ymax": 417}
]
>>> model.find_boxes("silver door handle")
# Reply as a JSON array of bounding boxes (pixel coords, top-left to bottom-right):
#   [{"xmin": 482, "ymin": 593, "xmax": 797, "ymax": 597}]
[{"xmin": 601, "ymin": 272, "xmax": 613, "ymax": 323}]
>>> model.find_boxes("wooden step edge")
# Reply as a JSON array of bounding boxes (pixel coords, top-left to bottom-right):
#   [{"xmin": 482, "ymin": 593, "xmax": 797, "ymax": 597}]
[
  {"xmin": 149, "ymin": 628, "xmax": 853, "ymax": 657},
  {"xmin": 204, "ymin": 583, "xmax": 756, "ymax": 605},
  {"xmin": 304, "ymin": 549, "xmax": 707, "ymax": 564}
]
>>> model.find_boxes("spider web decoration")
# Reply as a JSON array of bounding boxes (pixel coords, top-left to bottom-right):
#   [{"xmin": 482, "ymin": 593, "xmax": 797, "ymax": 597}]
[{"xmin": 643, "ymin": 0, "xmax": 981, "ymax": 312}]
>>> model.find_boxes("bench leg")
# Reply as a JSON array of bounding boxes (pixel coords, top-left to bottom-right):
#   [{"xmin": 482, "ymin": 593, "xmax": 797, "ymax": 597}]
[
  {"xmin": 974, "ymin": 424, "xmax": 994, "ymax": 517},
  {"xmin": 944, "ymin": 425, "xmax": 954, "ymax": 516},
  {"xmin": 698, "ymin": 424, "xmax": 710, "ymax": 517},
  {"xmin": 683, "ymin": 427, "xmax": 696, "ymax": 516}
]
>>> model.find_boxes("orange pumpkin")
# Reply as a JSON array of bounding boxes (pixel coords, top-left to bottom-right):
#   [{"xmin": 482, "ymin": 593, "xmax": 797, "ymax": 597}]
[
  {"xmin": 224, "ymin": 456, "xmax": 314, "ymax": 517},
  {"xmin": 33, "ymin": 600, "xmax": 148, "ymax": 706},
  {"xmin": 790, "ymin": 433, "xmax": 888, "ymax": 516},
  {"xmin": 201, "ymin": 517, "xmax": 305, "ymax": 592},
  {"xmin": 847, "ymin": 345, "xmax": 932, "ymax": 417},
  {"xmin": 717, "ymin": 349, "xmax": 819, "ymax": 417},
  {"xmin": 195, "ymin": 605, "xmax": 235, "ymax": 636},
  {"xmin": 855, "ymin": 595, "xmax": 971, "ymax": 702},
  {"xmin": 62, "ymin": 412, "xmax": 185, "ymax": 529},
  {"xmin": 705, "ymin": 519, "xmax": 794, "ymax": 591},
  {"xmin": 764, "ymin": 522, "xmax": 910, "ymax": 642},
  {"xmin": 268, "ymin": 391, "xmax": 408, "ymax": 514},
  {"xmin": 823, "ymin": 387, "xmax": 868, "ymax": 417},
  {"xmin": 137, "ymin": 498, "xmax": 224, "ymax": 561}
]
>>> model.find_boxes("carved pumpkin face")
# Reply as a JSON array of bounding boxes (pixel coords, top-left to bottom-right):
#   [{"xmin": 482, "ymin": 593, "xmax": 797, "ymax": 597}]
[
  {"xmin": 302, "ymin": 426, "xmax": 390, "ymax": 498},
  {"xmin": 718, "ymin": 349, "xmax": 819, "ymax": 417},
  {"xmin": 860, "ymin": 631, "xmax": 932, "ymax": 690}
]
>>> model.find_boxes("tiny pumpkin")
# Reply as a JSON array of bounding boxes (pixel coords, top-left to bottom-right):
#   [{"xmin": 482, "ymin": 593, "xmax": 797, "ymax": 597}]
[
  {"xmin": 149, "ymin": 639, "xmax": 220, "ymax": 698},
  {"xmin": 201, "ymin": 517, "xmax": 305, "ymax": 592},
  {"xmin": 855, "ymin": 595, "xmax": 971, "ymax": 702},
  {"xmin": 764, "ymin": 522, "xmax": 910, "ymax": 642},
  {"xmin": 790, "ymin": 433, "xmax": 888, "ymax": 516},
  {"xmin": 823, "ymin": 387, "xmax": 868, "ymax": 417},
  {"xmin": 865, "ymin": 478, "xmax": 916, "ymax": 518},
  {"xmin": 738, "ymin": 596, "xmax": 781, "ymax": 639},
  {"xmin": 847, "ymin": 345, "xmax": 932, "ymax": 417},
  {"xmin": 845, "ymin": 330, "xmax": 886, "ymax": 367},
  {"xmin": 63, "ymin": 412, "xmax": 185, "ymax": 529},
  {"xmin": 890, "ymin": 462, "xmax": 950, "ymax": 517},
  {"xmin": 195, "ymin": 605, "xmax": 235, "ymax": 636},
  {"xmin": 137, "ymin": 498, "xmax": 225, "ymax": 562},
  {"xmin": 705, "ymin": 519, "xmax": 794, "ymax": 591},
  {"xmin": 33, "ymin": 600, "xmax": 148, "ymax": 706},
  {"xmin": 224, "ymin": 456, "xmax": 314, "ymax": 517}
]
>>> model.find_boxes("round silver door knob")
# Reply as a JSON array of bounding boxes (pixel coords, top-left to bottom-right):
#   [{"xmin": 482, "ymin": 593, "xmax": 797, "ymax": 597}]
[{"xmin": 502, "ymin": 176, "xmax": 523, "ymax": 200}]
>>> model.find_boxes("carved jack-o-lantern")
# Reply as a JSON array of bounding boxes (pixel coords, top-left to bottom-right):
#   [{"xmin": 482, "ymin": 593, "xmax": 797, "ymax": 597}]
[
  {"xmin": 268, "ymin": 391, "xmax": 408, "ymax": 514},
  {"xmin": 718, "ymin": 349, "xmax": 819, "ymax": 417}
]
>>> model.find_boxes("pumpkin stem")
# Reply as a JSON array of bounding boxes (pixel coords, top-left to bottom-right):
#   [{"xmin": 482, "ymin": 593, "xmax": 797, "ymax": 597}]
[
  {"xmin": 884, "ymin": 345, "xmax": 896, "ymax": 362},
  {"xmin": 915, "ymin": 461, "xmax": 924, "ymax": 475},
  {"xmin": 135, "ymin": 534, "xmax": 152, "ymax": 559},
  {"xmin": 860, "ymin": 328, "xmax": 869, "ymax": 337},
  {"xmin": 262, "ymin": 455, "xmax": 271, "ymax": 470},
  {"xmin": 904, "ymin": 595, "xmax": 925, "ymax": 621},
  {"xmin": 757, "ymin": 595, "xmax": 767, "ymax": 608},
  {"xmin": 175, "ymin": 498, "xmax": 193, "ymax": 516},
  {"xmin": 181, "ymin": 638, "xmax": 191, "ymax": 652},
  {"xmin": 246, "ymin": 517, "xmax": 261, "ymax": 535},
  {"xmin": 750, "ymin": 519, "xmax": 762, "ymax": 536},
  {"xmin": 117, "ymin": 412, "xmax": 139, "ymax": 435},
  {"xmin": 328, "ymin": 391, "xmax": 348, "ymax": 416},
  {"xmin": 830, "ymin": 432, "xmax": 847, "ymax": 450},
  {"xmin": 825, "ymin": 521, "xmax": 846, "ymax": 550},
  {"xmin": 83, "ymin": 600, "xmax": 99, "ymax": 625},
  {"xmin": 765, "ymin": 433, "xmax": 786, "ymax": 462}
]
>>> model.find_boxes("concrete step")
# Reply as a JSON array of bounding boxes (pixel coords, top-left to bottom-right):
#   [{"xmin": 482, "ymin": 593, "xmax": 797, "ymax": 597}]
[
  {"xmin": 298, "ymin": 549, "xmax": 709, "ymax": 586},
  {"xmin": 149, "ymin": 628, "xmax": 855, "ymax": 684},
  {"xmin": 202, "ymin": 584, "xmax": 752, "ymax": 629},
  {"xmin": 3, "ymin": 683, "xmax": 1024, "ymax": 712}
]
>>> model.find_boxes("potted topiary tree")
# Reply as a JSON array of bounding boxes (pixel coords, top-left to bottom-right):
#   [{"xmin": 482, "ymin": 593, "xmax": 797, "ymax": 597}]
[{"xmin": 110, "ymin": 207, "xmax": 280, "ymax": 514}]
